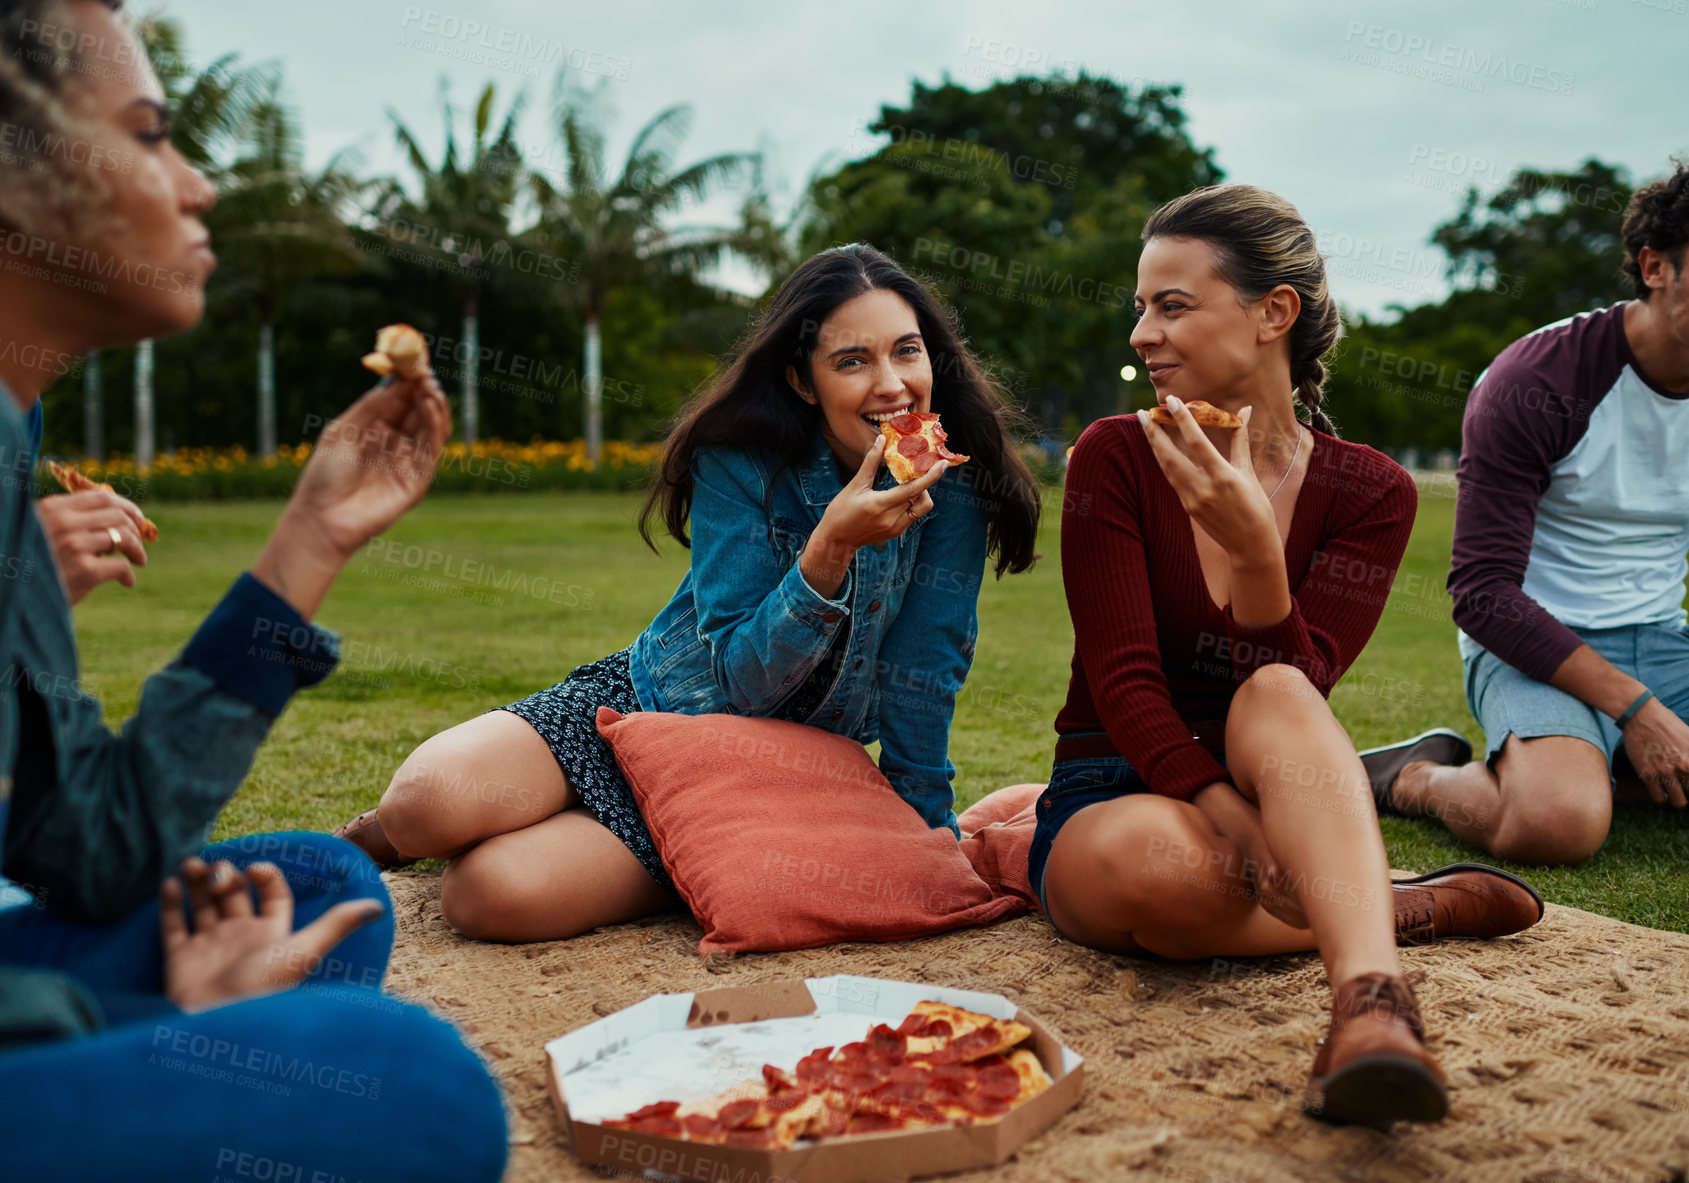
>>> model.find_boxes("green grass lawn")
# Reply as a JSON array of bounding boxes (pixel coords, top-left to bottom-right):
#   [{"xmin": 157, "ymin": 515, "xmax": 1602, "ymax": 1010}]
[{"xmin": 71, "ymin": 484, "xmax": 1689, "ymax": 932}]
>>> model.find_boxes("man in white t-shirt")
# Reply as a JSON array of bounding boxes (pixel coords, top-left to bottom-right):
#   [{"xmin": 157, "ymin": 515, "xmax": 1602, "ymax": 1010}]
[{"xmin": 1363, "ymin": 163, "xmax": 1689, "ymax": 864}]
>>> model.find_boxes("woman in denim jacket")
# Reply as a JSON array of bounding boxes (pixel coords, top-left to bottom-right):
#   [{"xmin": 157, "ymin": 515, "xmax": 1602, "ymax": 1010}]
[{"xmin": 341, "ymin": 245, "xmax": 1042, "ymax": 942}]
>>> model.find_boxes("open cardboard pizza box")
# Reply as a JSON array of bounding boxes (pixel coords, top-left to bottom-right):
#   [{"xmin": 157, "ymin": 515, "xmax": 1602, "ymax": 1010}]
[{"xmin": 544, "ymin": 974, "xmax": 1085, "ymax": 1183}]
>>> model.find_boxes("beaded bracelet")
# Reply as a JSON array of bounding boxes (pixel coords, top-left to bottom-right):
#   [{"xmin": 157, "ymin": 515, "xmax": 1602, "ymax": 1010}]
[{"xmin": 1616, "ymin": 689, "xmax": 1656, "ymax": 730}]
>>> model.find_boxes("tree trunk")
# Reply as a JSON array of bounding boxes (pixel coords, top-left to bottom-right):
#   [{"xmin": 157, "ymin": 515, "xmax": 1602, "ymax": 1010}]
[
  {"xmin": 257, "ymin": 322, "xmax": 277, "ymax": 457},
  {"xmin": 584, "ymin": 311, "xmax": 602, "ymax": 466},
  {"xmin": 134, "ymin": 339, "xmax": 154, "ymax": 470},
  {"xmin": 83, "ymin": 349, "xmax": 103, "ymax": 460},
  {"xmin": 462, "ymin": 291, "xmax": 480, "ymax": 445}
]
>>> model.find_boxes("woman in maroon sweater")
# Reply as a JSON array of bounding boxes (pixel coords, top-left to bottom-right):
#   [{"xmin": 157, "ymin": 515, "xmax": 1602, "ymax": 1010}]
[{"xmin": 1031, "ymin": 185, "xmax": 1545, "ymax": 1126}]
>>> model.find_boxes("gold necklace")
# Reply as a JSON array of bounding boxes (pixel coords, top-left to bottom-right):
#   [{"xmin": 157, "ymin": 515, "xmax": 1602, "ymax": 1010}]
[{"xmin": 1264, "ymin": 423, "xmax": 1305, "ymax": 503}]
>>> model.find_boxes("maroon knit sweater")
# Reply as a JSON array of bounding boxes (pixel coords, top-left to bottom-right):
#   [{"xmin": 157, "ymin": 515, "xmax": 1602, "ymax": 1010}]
[{"xmin": 1055, "ymin": 414, "xmax": 1418, "ymax": 802}]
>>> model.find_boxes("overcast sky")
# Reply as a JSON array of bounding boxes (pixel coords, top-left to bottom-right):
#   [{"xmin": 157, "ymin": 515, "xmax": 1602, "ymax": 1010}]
[{"xmin": 156, "ymin": 0, "xmax": 1687, "ymax": 319}]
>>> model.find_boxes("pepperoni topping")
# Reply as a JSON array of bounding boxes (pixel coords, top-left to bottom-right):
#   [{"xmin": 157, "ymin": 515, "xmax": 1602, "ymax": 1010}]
[
  {"xmin": 848, "ymin": 1112, "xmax": 909, "ymax": 1134},
  {"xmin": 867, "ymin": 1024, "xmax": 907, "ymax": 1057},
  {"xmin": 911, "ymin": 450, "xmax": 938, "ymax": 474},
  {"xmin": 964, "ymin": 1093, "xmax": 1015, "ymax": 1117},
  {"xmin": 895, "ymin": 1013, "xmax": 928, "ymax": 1036},
  {"xmin": 717, "ymin": 1099, "xmax": 762, "ymax": 1129},
  {"xmin": 887, "ymin": 412, "xmax": 924, "ymax": 435},
  {"xmin": 838, "ymin": 1069, "xmax": 883, "ymax": 1095},
  {"xmin": 682, "ymin": 1113, "xmax": 724, "ymax": 1138},
  {"xmin": 796, "ymin": 1047, "xmax": 836, "ymax": 1081},
  {"xmin": 763, "ymin": 1091, "xmax": 808, "ymax": 1113},
  {"xmin": 950, "ymin": 1027, "xmax": 1005, "ymax": 1057},
  {"xmin": 762, "ymin": 1064, "xmax": 800, "ymax": 1092},
  {"xmin": 623, "ymin": 1100, "xmax": 680, "ymax": 1119},
  {"xmin": 935, "ymin": 444, "xmax": 969, "ymax": 463},
  {"xmin": 896, "ymin": 433, "xmax": 929, "ymax": 457}
]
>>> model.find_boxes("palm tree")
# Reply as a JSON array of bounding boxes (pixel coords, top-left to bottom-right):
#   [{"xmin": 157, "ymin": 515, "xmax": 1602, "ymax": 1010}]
[
  {"xmin": 530, "ymin": 86, "xmax": 756, "ymax": 462},
  {"xmin": 383, "ymin": 81, "xmax": 525, "ymax": 445},
  {"xmin": 136, "ymin": 14, "xmax": 272, "ymax": 467},
  {"xmin": 208, "ymin": 81, "xmax": 366, "ymax": 455}
]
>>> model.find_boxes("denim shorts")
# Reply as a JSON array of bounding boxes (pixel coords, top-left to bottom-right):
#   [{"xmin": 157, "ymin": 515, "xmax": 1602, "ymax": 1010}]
[
  {"xmin": 1463, "ymin": 621, "xmax": 1689, "ymax": 776},
  {"xmin": 1026, "ymin": 741, "xmax": 1155, "ymax": 916}
]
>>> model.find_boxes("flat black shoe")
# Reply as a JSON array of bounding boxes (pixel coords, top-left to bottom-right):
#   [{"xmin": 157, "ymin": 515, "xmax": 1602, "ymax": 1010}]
[{"xmin": 1357, "ymin": 729, "xmax": 1472, "ymax": 818}]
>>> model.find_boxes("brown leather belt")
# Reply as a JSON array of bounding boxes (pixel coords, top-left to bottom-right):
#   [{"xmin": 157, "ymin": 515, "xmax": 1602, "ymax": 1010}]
[{"xmin": 1055, "ymin": 721, "xmax": 1227, "ymax": 764}]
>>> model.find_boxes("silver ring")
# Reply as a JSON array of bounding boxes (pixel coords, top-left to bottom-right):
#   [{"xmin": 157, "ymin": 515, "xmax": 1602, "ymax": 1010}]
[{"xmin": 104, "ymin": 525, "xmax": 122, "ymax": 553}]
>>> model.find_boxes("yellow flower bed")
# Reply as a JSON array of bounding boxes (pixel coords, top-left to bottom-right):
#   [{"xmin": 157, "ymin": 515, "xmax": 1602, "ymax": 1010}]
[{"xmin": 53, "ymin": 438, "xmax": 664, "ymax": 500}]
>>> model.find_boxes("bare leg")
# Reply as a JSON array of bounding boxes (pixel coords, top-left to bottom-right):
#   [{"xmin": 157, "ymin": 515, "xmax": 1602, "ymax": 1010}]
[
  {"xmin": 379, "ymin": 710, "xmax": 578, "ymax": 859},
  {"xmin": 1044, "ymin": 664, "xmax": 1400, "ymax": 988},
  {"xmin": 1042, "ymin": 793, "xmax": 1318, "ymax": 959},
  {"xmin": 1393, "ymin": 733, "xmax": 1611, "ymax": 864},
  {"xmin": 1225, "ymin": 665, "xmax": 1398, "ymax": 988},
  {"xmin": 440, "ymin": 811, "xmax": 679, "ymax": 943}
]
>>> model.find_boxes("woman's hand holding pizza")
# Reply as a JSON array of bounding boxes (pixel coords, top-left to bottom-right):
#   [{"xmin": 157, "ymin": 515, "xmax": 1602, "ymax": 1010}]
[
  {"xmin": 252, "ymin": 369, "xmax": 451, "ymax": 620},
  {"xmin": 1138, "ymin": 396, "xmax": 1279, "ymax": 565},
  {"xmin": 282, "ymin": 371, "xmax": 450, "ymax": 558},
  {"xmin": 800, "ymin": 436, "xmax": 948, "ymax": 599},
  {"xmin": 34, "ymin": 488, "xmax": 150, "ymax": 603}
]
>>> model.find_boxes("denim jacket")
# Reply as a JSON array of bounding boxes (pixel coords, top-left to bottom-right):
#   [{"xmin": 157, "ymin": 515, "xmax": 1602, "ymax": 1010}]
[{"xmin": 627, "ymin": 430, "xmax": 988, "ymax": 835}]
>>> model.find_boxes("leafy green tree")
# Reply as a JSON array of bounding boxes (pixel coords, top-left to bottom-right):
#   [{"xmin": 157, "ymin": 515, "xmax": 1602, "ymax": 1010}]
[
  {"xmin": 206, "ymin": 80, "xmax": 366, "ymax": 455},
  {"xmin": 528, "ymin": 86, "xmax": 755, "ymax": 463},
  {"xmin": 1326, "ymin": 159, "xmax": 1636, "ymax": 451},
  {"xmin": 800, "ymin": 72, "xmax": 1220, "ymax": 435}
]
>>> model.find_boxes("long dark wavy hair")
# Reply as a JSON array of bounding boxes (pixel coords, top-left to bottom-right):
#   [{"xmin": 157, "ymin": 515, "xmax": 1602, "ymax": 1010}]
[{"xmin": 639, "ymin": 243, "xmax": 1040, "ymax": 578}]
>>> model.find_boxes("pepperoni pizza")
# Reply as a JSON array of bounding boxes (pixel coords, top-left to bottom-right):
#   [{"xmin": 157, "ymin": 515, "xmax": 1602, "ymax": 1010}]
[
  {"xmin": 879, "ymin": 412, "xmax": 969, "ymax": 484},
  {"xmin": 603, "ymin": 1001, "xmax": 1051, "ymax": 1149}
]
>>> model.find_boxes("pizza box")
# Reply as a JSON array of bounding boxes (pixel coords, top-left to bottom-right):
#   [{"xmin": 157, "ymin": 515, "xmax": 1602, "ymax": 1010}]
[{"xmin": 544, "ymin": 974, "xmax": 1084, "ymax": 1183}]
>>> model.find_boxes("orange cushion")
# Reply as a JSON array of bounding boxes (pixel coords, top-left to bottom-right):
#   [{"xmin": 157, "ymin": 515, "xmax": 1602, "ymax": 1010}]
[
  {"xmin": 958, "ymin": 784, "xmax": 1044, "ymax": 912},
  {"xmin": 596, "ymin": 708, "xmax": 1026, "ymax": 955}
]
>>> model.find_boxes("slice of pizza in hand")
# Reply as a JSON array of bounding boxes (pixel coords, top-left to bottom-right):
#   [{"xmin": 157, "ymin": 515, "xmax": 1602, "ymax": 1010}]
[
  {"xmin": 46, "ymin": 459, "xmax": 159, "ymax": 542},
  {"xmin": 879, "ymin": 411, "xmax": 969, "ymax": 484},
  {"xmin": 359, "ymin": 323, "xmax": 431, "ymax": 381},
  {"xmin": 1147, "ymin": 399, "xmax": 1243, "ymax": 429}
]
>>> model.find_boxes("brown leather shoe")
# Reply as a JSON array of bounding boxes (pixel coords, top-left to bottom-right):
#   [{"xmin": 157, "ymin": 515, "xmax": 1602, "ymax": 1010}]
[
  {"xmin": 331, "ymin": 808, "xmax": 417, "ymax": 870},
  {"xmin": 1393, "ymin": 862, "xmax": 1544, "ymax": 945},
  {"xmin": 1306, "ymin": 972, "xmax": 1447, "ymax": 1126}
]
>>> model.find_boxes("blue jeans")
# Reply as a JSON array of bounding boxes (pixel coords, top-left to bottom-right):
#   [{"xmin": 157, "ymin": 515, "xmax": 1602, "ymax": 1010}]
[
  {"xmin": 1026, "ymin": 744, "xmax": 1157, "ymax": 915},
  {"xmin": 0, "ymin": 832, "xmax": 508, "ymax": 1183}
]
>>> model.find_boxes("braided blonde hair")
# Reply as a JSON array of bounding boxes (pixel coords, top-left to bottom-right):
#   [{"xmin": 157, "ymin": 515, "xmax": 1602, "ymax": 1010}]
[{"xmin": 1142, "ymin": 183, "xmax": 1341, "ymax": 435}]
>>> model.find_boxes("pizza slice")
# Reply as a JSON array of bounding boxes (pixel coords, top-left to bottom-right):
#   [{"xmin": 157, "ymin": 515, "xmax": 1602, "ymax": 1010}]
[
  {"xmin": 46, "ymin": 459, "xmax": 159, "ymax": 542},
  {"xmin": 879, "ymin": 411, "xmax": 969, "ymax": 484},
  {"xmin": 610, "ymin": 1075, "xmax": 822, "ymax": 1151},
  {"xmin": 1147, "ymin": 399, "xmax": 1243, "ymax": 429},
  {"xmin": 895, "ymin": 1000, "xmax": 1004, "ymax": 1057},
  {"xmin": 360, "ymin": 323, "xmax": 431, "ymax": 380}
]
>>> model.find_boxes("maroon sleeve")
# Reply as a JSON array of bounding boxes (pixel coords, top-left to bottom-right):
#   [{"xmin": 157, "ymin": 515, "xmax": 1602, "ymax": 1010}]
[
  {"xmin": 1447, "ymin": 348, "xmax": 1592, "ymax": 682},
  {"xmin": 1222, "ymin": 452, "xmax": 1417, "ymax": 694},
  {"xmin": 1062, "ymin": 418, "xmax": 1233, "ymax": 803}
]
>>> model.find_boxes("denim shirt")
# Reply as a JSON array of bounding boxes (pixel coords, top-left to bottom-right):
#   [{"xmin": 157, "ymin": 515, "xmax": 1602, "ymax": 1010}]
[
  {"xmin": 0, "ymin": 387, "xmax": 340, "ymax": 1043},
  {"xmin": 627, "ymin": 430, "xmax": 988, "ymax": 836}
]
